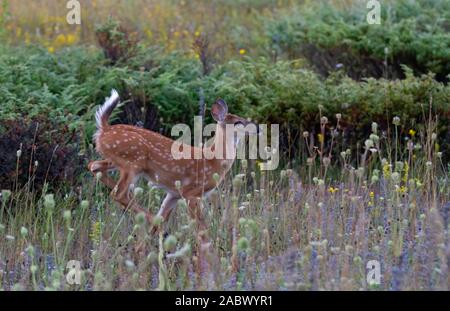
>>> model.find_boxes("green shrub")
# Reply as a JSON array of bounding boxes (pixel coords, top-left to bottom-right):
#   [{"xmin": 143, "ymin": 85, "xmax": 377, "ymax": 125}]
[
  {"xmin": 210, "ymin": 58, "xmax": 450, "ymax": 158},
  {"xmin": 266, "ymin": 0, "xmax": 450, "ymax": 81},
  {"xmin": 0, "ymin": 45, "xmax": 448, "ymax": 167},
  {"xmin": 0, "ymin": 117, "xmax": 83, "ymax": 190}
]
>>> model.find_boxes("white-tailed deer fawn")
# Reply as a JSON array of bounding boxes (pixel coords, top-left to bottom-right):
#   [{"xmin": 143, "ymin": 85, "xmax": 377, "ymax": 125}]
[{"xmin": 88, "ymin": 90, "xmax": 258, "ymax": 239}]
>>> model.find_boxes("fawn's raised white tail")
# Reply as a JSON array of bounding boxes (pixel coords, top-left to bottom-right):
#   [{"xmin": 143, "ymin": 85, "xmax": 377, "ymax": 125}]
[{"xmin": 88, "ymin": 89, "xmax": 257, "ymax": 237}]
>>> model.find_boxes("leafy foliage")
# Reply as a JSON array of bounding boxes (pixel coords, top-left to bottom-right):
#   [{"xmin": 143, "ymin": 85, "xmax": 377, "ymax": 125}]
[
  {"xmin": 0, "ymin": 45, "xmax": 449, "ymax": 162},
  {"xmin": 266, "ymin": 0, "xmax": 450, "ymax": 81},
  {"xmin": 0, "ymin": 117, "xmax": 83, "ymax": 190}
]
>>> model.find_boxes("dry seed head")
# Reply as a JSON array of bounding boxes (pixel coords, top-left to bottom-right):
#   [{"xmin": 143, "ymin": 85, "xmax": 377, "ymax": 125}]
[
  {"xmin": 365, "ymin": 139, "xmax": 374, "ymax": 149},
  {"xmin": 26, "ymin": 245, "xmax": 35, "ymax": 256},
  {"xmin": 80, "ymin": 200, "xmax": 89, "ymax": 209},
  {"xmin": 177, "ymin": 199, "xmax": 187, "ymax": 209},
  {"xmin": 369, "ymin": 134, "xmax": 379, "ymax": 143},
  {"xmin": 135, "ymin": 212, "xmax": 146, "ymax": 225},
  {"xmin": 237, "ymin": 237, "xmax": 249, "ymax": 251},
  {"xmin": 391, "ymin": 172, "xmax": 401, "ymax": 184},
  {"xmin": 164, "ymin": 235, "xmax": 178, "ymax": 252},
  {"xmin": 96, "ymin": 172, "xmax": 102, "ymax": 181},
  {"xmin": 134, "ymin": 187, "xmax": 144, "ymax": 197},
  {"xmin": 232, "ymin": 175, "xmax": 244, "ymax": 188},
  {"xmin": 5, "ymin": 235, "xmax": 15, "ymax": 241},
  {"xmin": 371, "ymin": 122, "xmax": 378, "ymax": 133},
  {"xmin": 175, "ymin": 180, "xmax": 181, "ymax": 190},
  {"xmin": 286, "ymin": 169, "xmax": 293, "ymax": 177},
  {"xmin": 20, "ymin": 227, "xmax": 28, "ymax": 238},
  {"xmin": 213, "ymin": 173, "xmax": 220, "ymax": 183},
  {"xmin": 356, "ymin": 167, "xmax": 365, "ymax": 178},
  {"xmin": 371, "ymin": 175, "xmax": 379, "ymax": 184},
  {"xmin": 44, "ymin": 194, "xmax": 55, "ymax": 210},
  {"xmin": 152, "ymin": 215, "xmax": 164, "ymax": 226},
  {"xmin": 241, "ymin": 159, "xmax": 248, "ymax": 170},
  {"xmin": 1, "ymin": 190, "xmax": 11, "ymax": 201},
  {"xmin": 30, "ymin": 265, "xmax": 38, "ymax": 274},
  {"xmin": 125, "ymin": 260, "xmax": 135, "ymax": 269},
  {"xmin": 146, "ymin": 252, "xmax": 157, "ymax": 264},
  {"xmin": 63, "ymin": 210, "xmax": 71, "ymax": 221},
  {"xmin": 392, "ymin": 116, "xmax": 400, "ymax": 126},
  {"xmin": 395, "ymin": 161, "xmax": 404, "ymax": 171}
]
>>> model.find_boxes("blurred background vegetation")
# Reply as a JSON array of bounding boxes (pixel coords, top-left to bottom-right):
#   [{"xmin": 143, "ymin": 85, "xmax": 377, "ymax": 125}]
[{"xmin": 0, "ymin": 0, "xmax": 449, "ymax": 188}]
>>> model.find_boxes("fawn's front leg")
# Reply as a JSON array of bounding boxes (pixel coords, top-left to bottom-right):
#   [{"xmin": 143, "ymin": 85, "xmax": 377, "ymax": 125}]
[
  {"xmin": 88, "ymin": 159, "xmax": 117, "ymax": 189},
  {"xmin": 186, "ymin": 196, "xmax": 214, "ymax": 277},
  {"xmin": 151, "ymin": 193, "xmax": 180, "ymax": 235}
]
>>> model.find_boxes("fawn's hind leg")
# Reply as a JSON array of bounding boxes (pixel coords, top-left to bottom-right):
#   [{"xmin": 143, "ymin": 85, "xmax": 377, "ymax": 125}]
[{"xmin": 112, "ymin": 169, "xmax": 153, "ymax": 223}]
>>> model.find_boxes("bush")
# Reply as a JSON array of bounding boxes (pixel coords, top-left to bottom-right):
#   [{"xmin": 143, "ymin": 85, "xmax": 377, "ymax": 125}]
[
  {"xmin": 95, "ymin": 17, "xmax": 140, "ymax": 64},
  {"xmin": 0, "ymin": 44, "xmax": 204, "ymax": 140},
  {"xmin": 266, "ymin": 0, "xmax": 450, "ymax": 81},
  {"xmin": 210, "ymin": 58, "xmax": 450, "ymax": 158},
  {"xmin": 0, "ymin": 45, "xmax": 448, "ymax": 168},
  {"xmin": 0, "ymin": 117, "xmax": 83, "ymax": 190}
]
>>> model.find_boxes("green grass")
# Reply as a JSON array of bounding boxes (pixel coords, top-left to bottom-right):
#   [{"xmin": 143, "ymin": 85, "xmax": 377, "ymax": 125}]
[
  {"xmin": 1, "ymin": 115, "xmax": 448, "ymax": 291},
  {"xmin": 0, "ymin": 0, "xmax": 449, "ymax": 292}
]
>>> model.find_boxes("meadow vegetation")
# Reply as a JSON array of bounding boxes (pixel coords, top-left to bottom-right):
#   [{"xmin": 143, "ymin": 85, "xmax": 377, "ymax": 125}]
[{"xmin": 0, "ymin": 0, "xmax": 448, "ymax": 290}]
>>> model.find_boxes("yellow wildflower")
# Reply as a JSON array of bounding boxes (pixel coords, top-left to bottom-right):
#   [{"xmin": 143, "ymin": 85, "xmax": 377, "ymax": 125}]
[
  {"xmin": 382, "ymin": 162, "xmax": 391, "ymax": 178},
  {"xmin": 194, "ymin": 31, "xmax": 201, "ymax": 37},
  {"xmin": 402, "ymin": 161, "xmax": 409, "ymax": 183},
  {"xmin": 89, "ymin": 221, "xmax": 102, "ymax": 244},
  {"xmin": 328, "ymin": 187, "xmax": 338, "ymax": 194},
  {"xmin": 397, "ymin": 186, "xmax": 408, "ymax": 194},
  {"xmin": 48, "ymin": 46, "xmax": 55, "ymax": 54},
  {"xmin": 55, "ymin": 34, "xmax": 67, "ymax": 46},
  {"xmin": 66, "ymin": 33, "xmax": 77, "ymax": 45},
  {"xmin": 239, "ymin": 48, "xmax": 246, "ymax": 55},
  {"xmin": 255, "ymin": 160, "xmax": 265, "ymax": 171},
  {"xmin": 16, "ymin": 27, "xmax": 22, "ymax": 38},
  {"xmin": 317, "ymin": 133, "xmax": 324, "ymax": 143},
  {"xmin": 408, "ymin": 129, "xmax": 416, "ymax": 137}
]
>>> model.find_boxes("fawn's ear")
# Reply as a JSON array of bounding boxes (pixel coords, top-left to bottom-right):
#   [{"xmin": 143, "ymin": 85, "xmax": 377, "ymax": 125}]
[{"xmin": 211, "ymin": 99, "xmax": 228, "ymax": 122}]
